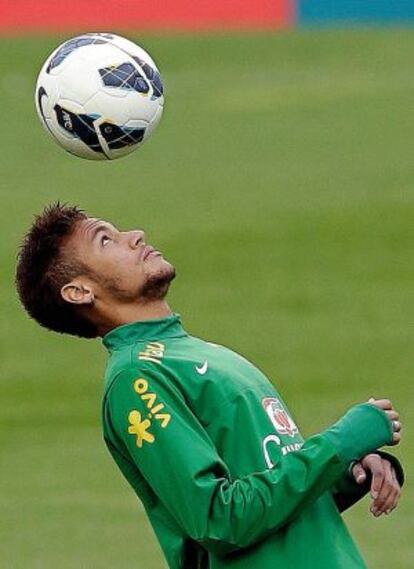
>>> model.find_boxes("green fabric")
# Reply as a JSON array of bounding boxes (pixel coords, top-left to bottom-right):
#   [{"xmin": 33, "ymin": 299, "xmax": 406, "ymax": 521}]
[
  {"xmin": 101, "ymin": 314, "xmax": 392, "ymax": 568},
  {"xmin": 324, "ymin": 403, "xmax": 393, "ymax": 463}
]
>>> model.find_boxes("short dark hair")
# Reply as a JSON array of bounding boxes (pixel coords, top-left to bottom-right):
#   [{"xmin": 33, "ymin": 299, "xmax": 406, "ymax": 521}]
[{"xmin": 16, "ymin": 203, "xmax": 98, "ymax": 338}]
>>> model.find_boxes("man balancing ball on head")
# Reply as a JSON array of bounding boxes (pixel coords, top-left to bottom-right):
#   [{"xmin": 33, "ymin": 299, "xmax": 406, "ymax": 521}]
[{"xmin": 16, "ymin": 203, "xmax": 404, "ymax": 568}]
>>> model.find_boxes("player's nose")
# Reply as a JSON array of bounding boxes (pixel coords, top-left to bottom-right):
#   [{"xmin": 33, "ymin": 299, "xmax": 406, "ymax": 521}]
[{"xmin": 127, "ymin": 230, "xmax": 145, "ymax": 249}]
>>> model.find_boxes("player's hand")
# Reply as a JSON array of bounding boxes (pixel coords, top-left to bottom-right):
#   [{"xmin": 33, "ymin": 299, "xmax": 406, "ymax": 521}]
[
  {"xmin": 368, "ymin": 398, "xmax": 401, "ymax": 445},
  {"xmin": 352, "ymin": 454, "xmax": 402, "ymax": 516}
]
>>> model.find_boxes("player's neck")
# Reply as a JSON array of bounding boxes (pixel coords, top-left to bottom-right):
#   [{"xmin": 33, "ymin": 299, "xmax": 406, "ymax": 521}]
[{"xmin": 96, "ymin": 300, "xmax": 172, "ymax": 337}]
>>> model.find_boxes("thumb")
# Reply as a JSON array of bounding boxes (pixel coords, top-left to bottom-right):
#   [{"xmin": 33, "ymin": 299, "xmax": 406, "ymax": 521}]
[{"xmin": 352, "ymin": 462, "xmax": 367, "ymax": 484}]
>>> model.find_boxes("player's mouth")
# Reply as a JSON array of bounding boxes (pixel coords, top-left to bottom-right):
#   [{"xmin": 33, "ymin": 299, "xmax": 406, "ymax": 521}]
[{"xmin": 142, "ymin": 245, "xmax": 161, "ymax": 261}]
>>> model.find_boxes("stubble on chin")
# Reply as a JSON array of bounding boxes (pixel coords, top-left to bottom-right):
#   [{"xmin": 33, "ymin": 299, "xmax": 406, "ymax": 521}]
[
  {"xmin": 140, "ymin": 263, "xmax": 176, "ymax": 301},
  {"xmin": 100, "ymin": 261, "xmax": 176, "ymax": 303}
]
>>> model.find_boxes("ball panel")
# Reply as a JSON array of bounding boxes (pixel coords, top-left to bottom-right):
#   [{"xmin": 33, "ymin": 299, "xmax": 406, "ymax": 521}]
[
  {"xmin": 54, "ymin": 104, "xmax": 105, "ymax": 154},
  {"xmin": 143, "ymin": 104, "xmax": 164, "ymax": 142},
  {"xmin": 83, "ymin": 91, "xmax": 131, "ymax": 125},
  {"xmin": 99, "ymin": 62, "xmax": 149, "ymax": 94},
  {"xmin": 101, "ymin": 33, "xmax": 160, "ymax": 69},
  {"xmin": 90, "ymin": 33, "xmax": 164, "ymax": 101},
  {"xmin": 54, "ymin": 58, "xmax": 102, "ymax": 106},
  {"xmin": 46, "ymin": 98, "xmax": 108, "ymax": 160},
  {"xmin": 46, "ymin": 36, "xmax": 108, "ymax": 73}
]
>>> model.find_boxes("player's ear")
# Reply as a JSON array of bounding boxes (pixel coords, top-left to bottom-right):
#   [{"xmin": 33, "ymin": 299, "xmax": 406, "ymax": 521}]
[{"xmin": 61, "ymin": 280, "xmax": 94, "ymax": 305}]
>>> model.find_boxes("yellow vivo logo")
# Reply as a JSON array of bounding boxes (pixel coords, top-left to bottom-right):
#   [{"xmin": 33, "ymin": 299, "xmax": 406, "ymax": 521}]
[{"xmin": 127, "ymin": 377, "xmax": 172, "ymax": 448}]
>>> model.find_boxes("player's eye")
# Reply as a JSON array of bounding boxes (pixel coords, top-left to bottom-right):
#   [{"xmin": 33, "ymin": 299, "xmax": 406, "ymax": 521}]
[{"xmin": 101, "ymin": 235, "xmax": 111, "ymax": 247}]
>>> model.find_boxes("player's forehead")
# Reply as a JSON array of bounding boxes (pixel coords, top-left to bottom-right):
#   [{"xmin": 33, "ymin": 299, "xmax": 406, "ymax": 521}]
[
  {"xmin": 66, "ymin": 217, "xmax": 115, "ymax": 253},
  {"xmin": 77, "ymin": 217, "xmax": 118, "ymax": 238}
]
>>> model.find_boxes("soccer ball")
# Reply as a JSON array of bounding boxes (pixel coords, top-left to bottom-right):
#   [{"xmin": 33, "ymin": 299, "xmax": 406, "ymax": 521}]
[{"xmin": 35, "ymin": 33, "xmax": 164, "ymax": 160}]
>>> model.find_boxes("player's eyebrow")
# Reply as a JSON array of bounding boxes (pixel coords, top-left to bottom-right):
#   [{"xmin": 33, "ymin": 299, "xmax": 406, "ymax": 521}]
[{"xmin": 89, "ymin": 222, "xmax": 116, "ymax": 242}]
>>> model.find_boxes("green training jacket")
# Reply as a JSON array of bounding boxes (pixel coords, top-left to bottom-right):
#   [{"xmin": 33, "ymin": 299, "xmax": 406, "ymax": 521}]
[{"xmin": 101, "ymin": 314, "xmax": 395, "ymax": 568}]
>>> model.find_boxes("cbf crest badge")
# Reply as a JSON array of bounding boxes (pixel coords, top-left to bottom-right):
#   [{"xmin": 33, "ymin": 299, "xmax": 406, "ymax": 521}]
[{"xmin": 262, "ymin": 397, "xmax": 298, "ymax": 438}]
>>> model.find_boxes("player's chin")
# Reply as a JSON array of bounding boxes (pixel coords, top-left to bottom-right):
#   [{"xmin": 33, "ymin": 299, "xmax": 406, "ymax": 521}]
[
  {"xmin": 146, "ymin": 256, "xmax": 175, "ymax": 279},
  {"xmin": 161, "ymin": 259, "xmax": 176, "ymax": 281},
  {"xmin": 140, "ymin": 261, "xmax": 176, "ymax": 300}
]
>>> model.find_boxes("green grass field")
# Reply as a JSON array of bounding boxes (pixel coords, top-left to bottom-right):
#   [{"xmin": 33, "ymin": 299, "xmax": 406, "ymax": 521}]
[{"xmin": 0, "ymin": 29, "xmax": 412, "ymax": 568}]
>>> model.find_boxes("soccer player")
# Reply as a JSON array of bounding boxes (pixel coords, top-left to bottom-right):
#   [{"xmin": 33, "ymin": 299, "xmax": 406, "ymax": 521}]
[{"xmin": 16, "ymin": 204, "xmax": 404, "ymax": 569}]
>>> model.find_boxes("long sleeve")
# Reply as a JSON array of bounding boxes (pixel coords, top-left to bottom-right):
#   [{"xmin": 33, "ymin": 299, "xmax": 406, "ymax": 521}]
[{"xmin": 104, "ymin": 366, "xmax": 393, "ymax": 556}]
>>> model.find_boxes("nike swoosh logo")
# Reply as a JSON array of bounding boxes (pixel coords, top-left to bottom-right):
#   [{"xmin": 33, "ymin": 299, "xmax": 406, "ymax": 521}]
[{"xmin": 195, "ymin": 361, "xmax": 208, "ymax": 375}]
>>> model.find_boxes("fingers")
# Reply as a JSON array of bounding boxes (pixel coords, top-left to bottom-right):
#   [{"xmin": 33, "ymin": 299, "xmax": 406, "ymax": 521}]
[
  {"xmin": 360, "ymin": 454, "xmax": 402, "ymax": 518},
  {"xmin": 364, "ymin": 455, "xmax": 385, "ymax": 501},
  {"xmin": 368, "ymin": 398, "xmax": 402, "ymax": 445},
  {"xmin": 352, "ymin": 462, "xmax": 367, "ymax": 484},
  {"xmin": 391, "ymin": 432, "xmax": 401, "ymax": 445},
  {"xmin": 391, "ymin": 420, "xmax": 401, "ymax": 431},
  {"xmin": 368, "ymin": 398, "xmax": 394, "ymax": 411},
  {"xmin": 389, "ymin": 417, "xmax": 402, "ymax": 445},
  {"xmin": 386, "ymin": 413, "xmax": 400, "ymax": 445},
  {"xmin": 370, "ymin": 460, "xmax": 401, "ymax": 517},
  {"xmin": 387, "ymin": 468, "xmax": 402, "ymax": 514},
  {"xmin": 385, "ymin": 410, "xmax": 399, "ymax": 421}
]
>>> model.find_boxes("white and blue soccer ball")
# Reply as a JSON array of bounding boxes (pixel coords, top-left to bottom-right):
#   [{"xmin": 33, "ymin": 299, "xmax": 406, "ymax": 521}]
[{"xmin": 35, "ymin": 33, "xmax": 164, "ymax": 160}]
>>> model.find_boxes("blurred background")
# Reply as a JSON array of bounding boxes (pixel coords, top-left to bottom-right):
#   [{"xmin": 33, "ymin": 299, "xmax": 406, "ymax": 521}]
[{"xmin": 0, "ymin": 1, "xmax": 412, "ymax": 567}]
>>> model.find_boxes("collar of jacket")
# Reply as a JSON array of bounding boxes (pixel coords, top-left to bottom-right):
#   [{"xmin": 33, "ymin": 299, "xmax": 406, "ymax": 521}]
[{"xmin": 102, "ymin": 313, "xmax": 187, "ymax": 350}]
